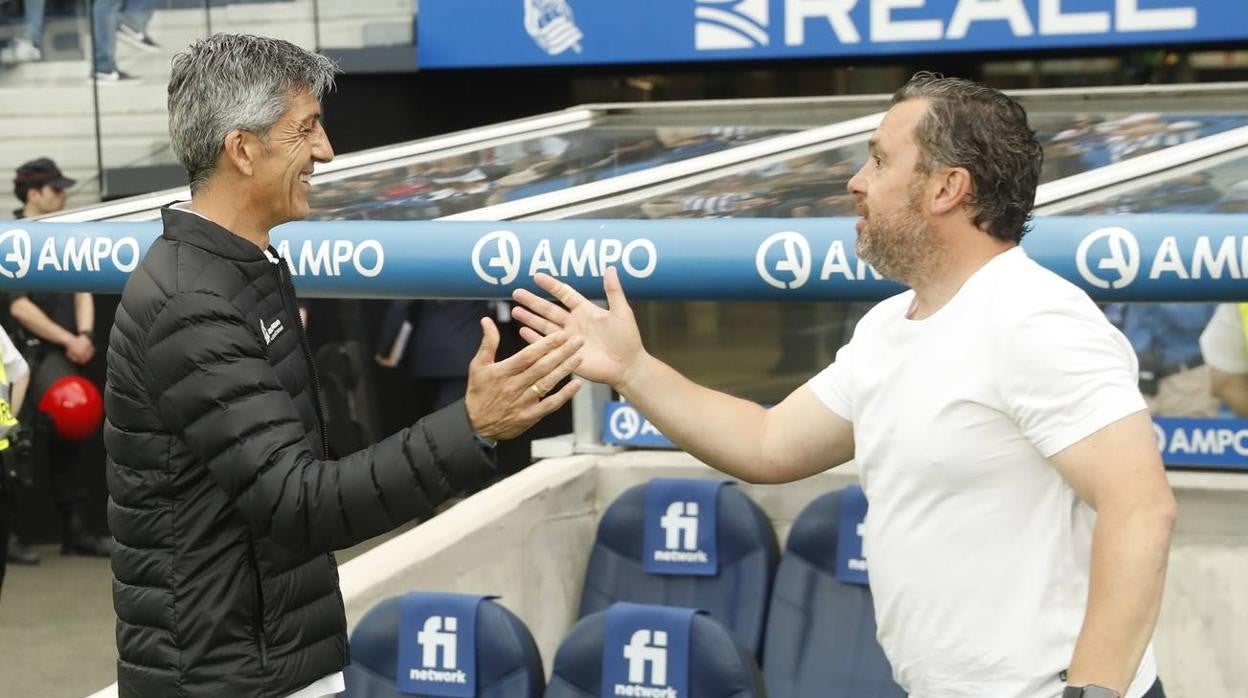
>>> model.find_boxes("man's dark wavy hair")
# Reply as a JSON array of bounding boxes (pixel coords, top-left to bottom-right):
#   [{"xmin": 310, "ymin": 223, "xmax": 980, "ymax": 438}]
[{"xmin": 892, "ymin": 72, "xmax": 1043, "ymax": 243}]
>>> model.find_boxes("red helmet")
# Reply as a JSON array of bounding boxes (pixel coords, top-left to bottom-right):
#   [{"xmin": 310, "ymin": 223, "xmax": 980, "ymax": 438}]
[{"xmin": 37, "ymin": 375, "xmax": 103, "ymax": 441}]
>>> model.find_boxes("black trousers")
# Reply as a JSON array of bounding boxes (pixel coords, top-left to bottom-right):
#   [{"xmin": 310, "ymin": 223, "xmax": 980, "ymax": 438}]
[{"xmin": 12, "ymin": 348, "xmax": 89, "ymax": 533}]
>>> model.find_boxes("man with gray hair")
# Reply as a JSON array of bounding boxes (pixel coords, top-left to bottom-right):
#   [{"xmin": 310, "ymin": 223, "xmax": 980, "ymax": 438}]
[
  {"xmin": 104, "ymin": 34, "xmax": 583, "ymax": 697},
  {"xmin": 513, "ymin": 73, "xmax": 1175, "ymax": 698}
]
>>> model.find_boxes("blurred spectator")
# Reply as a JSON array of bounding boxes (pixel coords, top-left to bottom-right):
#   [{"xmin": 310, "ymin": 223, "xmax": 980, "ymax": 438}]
[
  {"xmin": 1115, "ymin": 304, "xmax": 1219, "ymax": 417},
  {"xmin": 376, "ymin": 300, "xmax": 492, "ymax": 415},
  {"xmin": 1199, "ymin": 304, "xmax": 1248, "ymax": 418},
  {"xmin": 5, "ymin": 158, "xmax": 112, "ymax": 561},
  {"xmin": 92, "ymin": 0, "xmax": 160, "ymax": 83},
  {"xmin": 10, "ymin": 0, "xmax": 47, "ymax": 62}
]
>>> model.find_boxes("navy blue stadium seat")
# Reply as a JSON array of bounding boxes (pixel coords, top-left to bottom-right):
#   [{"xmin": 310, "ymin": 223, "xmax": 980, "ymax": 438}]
[
  {"xmin": 578, "ymin": 481, "xmax": 779, "ymax": 655},
  {"xmin": 343, "ymin": 593, "xmax": 545, "ymax": 698},
  {"xmin": 544, "ymin": 607, "xmax": 767, "ymax": 698},
  {"xmin": 762, "ymin": 490, "xmax": 905, "ymax": 698}
]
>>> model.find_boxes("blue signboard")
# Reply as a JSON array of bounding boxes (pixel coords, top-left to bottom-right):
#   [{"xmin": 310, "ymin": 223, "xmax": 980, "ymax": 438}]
[
  {"xmin": 3, "ymin": 215, "xmax": 1248, "ymax": 302},
  {"xmin": 417, "ymin": 0, "xmax": 1248, "ymax": 69},
  {"xmin": 604, "ymin": 401, "xmax": 1248, "ymax": 472},
  {"xmin": 1154, "ymin": 418, "xmax": 1248, "ymax": 470}
]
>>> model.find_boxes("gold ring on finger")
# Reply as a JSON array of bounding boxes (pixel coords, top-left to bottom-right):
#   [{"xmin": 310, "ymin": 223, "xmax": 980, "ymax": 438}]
[{"xmin": 529, "ymin": 383, "xmax": 544, "ymax": 398}]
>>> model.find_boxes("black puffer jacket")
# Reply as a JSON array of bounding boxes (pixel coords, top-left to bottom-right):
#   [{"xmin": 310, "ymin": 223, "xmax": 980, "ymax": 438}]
[{"xmin": 104, "ymin": 207, "xmax": 494, "ymax": 697}]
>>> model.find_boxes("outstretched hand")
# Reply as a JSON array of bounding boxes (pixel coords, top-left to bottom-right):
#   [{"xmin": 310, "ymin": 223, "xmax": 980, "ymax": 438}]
[
  {"xmin": 511, "ymin": 267, "xmax": 646, "ymax": 391},
  {"xmin": 464, "ymin": 317, "xmax": 583, "ymax": 441}
]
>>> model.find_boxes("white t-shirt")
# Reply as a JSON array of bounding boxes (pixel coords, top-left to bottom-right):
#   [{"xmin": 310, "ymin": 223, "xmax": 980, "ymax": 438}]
[
  {"xmin": 809, "ymin": 247, "xmax": 1157, "ymax": 698},
  {"xmin": 1199, "ymin": 303, "xmax": 1248, "ymax": 374}
]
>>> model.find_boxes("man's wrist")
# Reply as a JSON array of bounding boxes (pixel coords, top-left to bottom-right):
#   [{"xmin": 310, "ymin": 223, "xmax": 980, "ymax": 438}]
[{"xmin": 77, "ymin": 328, "xmax": 94, "ymax": 342}]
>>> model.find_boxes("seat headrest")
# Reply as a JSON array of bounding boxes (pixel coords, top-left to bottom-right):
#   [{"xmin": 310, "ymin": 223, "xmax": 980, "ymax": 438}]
[
  {"xmin": 548, "ymin": 607, "xmax": 766, "ymax": 698},
  {"xmin": 346, "ymin": 593, "xmax": 544, "ymax": 697}
]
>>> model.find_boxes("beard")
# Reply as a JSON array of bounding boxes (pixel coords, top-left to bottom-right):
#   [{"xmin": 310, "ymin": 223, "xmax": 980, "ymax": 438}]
[{"xmin": 854, "ymin": 179, "xmax": 941, "ymax": 285}]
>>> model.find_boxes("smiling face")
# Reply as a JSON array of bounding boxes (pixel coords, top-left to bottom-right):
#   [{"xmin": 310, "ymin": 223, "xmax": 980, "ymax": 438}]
[
  {"xmin": 250, "ymin": 88, "xmax": 334, "ymax": 226},
  {"xmin": 847, "ymin": 99, "xmax": 942, "ymax": 284}
]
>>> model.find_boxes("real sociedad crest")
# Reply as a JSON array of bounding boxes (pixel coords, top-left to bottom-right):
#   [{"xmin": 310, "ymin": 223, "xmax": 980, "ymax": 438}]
[{"xmin": 524, "ymin": 0, "xmax": 583, "ymax": 56}]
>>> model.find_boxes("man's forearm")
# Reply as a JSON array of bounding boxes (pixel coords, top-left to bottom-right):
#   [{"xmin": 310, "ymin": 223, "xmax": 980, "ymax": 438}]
[
  {"xmin": 617, "ymin": 354, "xmax": 788, "ymax": 483},
  {"xmin": 10, "ymin": 298, "xmax": 74, "ymax": 346},
  {"xmin": 74, "ymin": 293, "xmax": 94, "ymax": 333},
  {"xmin": 1066, "ymin": 501, "xmax": 1175, "ymax": 693}
]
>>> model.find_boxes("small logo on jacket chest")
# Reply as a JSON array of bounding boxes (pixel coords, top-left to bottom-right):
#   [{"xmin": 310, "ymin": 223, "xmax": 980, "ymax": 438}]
[{"xmin": 260, "ymin": 317, "xmax": 285, "ymax": 345}]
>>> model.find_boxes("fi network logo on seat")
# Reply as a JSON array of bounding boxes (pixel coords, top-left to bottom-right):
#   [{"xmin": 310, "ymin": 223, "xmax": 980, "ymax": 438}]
[
  {"xmin": 653, "ymin": 502, "xmax": 708, "ymax": 564},
  {"xmin": 624, "ymin": 629, "xmax": 670, "ymax": 687},
  {"xmin": 410, "ymin": 616, "xmax": 467, "ymax": 685},
  {"xmin": 659, "ymin": 502, "xmax": 699, "ymax": 551},
  {"xmin": 695, "ymin": 0, "xmax": 769, "ymax": 50}
]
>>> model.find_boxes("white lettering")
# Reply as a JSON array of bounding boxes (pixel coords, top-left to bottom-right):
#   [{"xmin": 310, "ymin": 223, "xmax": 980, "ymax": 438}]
[
  {"xmin": 1115, "ymin": 0, "xmax": 1196, "ymax": 32},
  {"xmin": 1190, "ymin": 236, "xmax": 1241, "ymax": 280},
  {"xmin": 819, "ymin": 240, "xmax": 855, "ymax": 281},
  {"xmin": 946, "ymin": 0, "xmax": 1034, "ymax": 39},
  {"xmin": 113, "ymin": 237, "xmax": 140, "ymax": 273},
  {"xmin": 64, "ymin": 237, "xmax": 95, "ymax": 271},
  {"xmin": 652, "ymin": 550, "xmax": 710, "ymax": 563},
  {"xmin": 600, "ymin": 239, "xmax": 624, "ymax": 269},
  {"xmin": 785, "ymin": 0, "xmax": 860, "ymax": 45},
  {"xmin": 622, "ymin": 239, "xmax": 658, "ymax": 278},
  {"xmin": 408, "ymin": 669, "xmax": 468, "ymax": 684},
  {"xmin": 353, "ymin": 240, "xmax": 385, "ymax": 278},
  {"xmin": 330, "ymin": 240, "xmax": 352, "ymax": 275},
  {"xmin": 1187, "ymin": 428, "xmax": 1219, "ymax": 454},
  {"xmin": 37, "ymin": 237, "xmax": 60, "ymax": 271},
  {"xmin": 872, "ymin": 0, "xmax": 942, "ymax": 41},
  {"xmin": 529, "ymin": 239, "xmax": 557, "ymax": 276},
  {"xmin": 1148, "ymin": 236, "xmax": 1188, "ymax": 279},
  {"xmin": 613, "ymin": 685, "xmax": 679, "ymax": 698},
  {"xmin": 301, "ymin": 240, "xmax": 332, "ymax": 276},
  {"xmin": 562, "ymin": 238, "xmax": 597, "ymax": 277},
  {"xmin": 848, "ymin": 558, "xmax": 868, "ymax": 571},
  {"xmin": 1038, "ymin": 0, "xmax": 1109, "ymax": 34}
]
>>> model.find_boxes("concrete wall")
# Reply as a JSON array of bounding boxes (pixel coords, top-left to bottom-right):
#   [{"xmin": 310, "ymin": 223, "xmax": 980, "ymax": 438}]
[{"xmin": 336, "ymin": 451, "xmax": 1248, "ymax": 694}]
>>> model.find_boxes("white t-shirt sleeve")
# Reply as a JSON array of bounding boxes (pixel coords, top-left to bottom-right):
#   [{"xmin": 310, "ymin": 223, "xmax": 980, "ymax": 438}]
[
  {"xmin": 1199, "ymin": 303, "xmax": 1248, "ymax": 374},
  {"xmin": 1, "ymin": 327, "xmax": 28, "ymax": 385},
  {"xmin": 1000, "ymin": 304, "xmax": 1146, "ymax": 458},
  {"xmin": 808, "ymin": 334, "xmax": 856, "ymax": 422}
]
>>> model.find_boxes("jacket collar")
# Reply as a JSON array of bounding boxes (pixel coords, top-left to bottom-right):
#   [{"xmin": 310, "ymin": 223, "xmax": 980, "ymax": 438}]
[{"xmin": 160, "ymin": 205, "xmax": 268, "ymax": 263}]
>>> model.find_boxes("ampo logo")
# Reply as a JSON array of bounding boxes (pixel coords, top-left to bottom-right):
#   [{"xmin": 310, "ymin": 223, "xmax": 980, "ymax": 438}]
[
  {"xmin": 0, "ymin": 228, "xmax": 32, "ymax": 279},
  {"xmin": 755, "ymin": 231, "xmax": 811, "ymax": 290},
  {"xmin": 695, "ymin": 0, "xmax": 769, "ymax": 50},
  {"xmin": 1076, "ymin": 226, "xmax": 1140, "ymax": 290},
  {"xmin": 609, "ymin": 405, "xmax": 643, "ymax": 440},
  {"xmin": 472, "ymin": 230, "xmax": 521, "ymax": 285}
]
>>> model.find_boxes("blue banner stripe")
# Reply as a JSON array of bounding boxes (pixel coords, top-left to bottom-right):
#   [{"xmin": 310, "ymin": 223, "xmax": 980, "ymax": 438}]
[
  {"xmin": 418, "ymin": 0, "xmax": 1248, "ymax": 69},
  {"xmin": 3, "ymin": 215, "xmax": 1248, "ymax": 301},
  {"xmin": 605, "ymin": 402, "xmax": 1248, "ymax": 472}
]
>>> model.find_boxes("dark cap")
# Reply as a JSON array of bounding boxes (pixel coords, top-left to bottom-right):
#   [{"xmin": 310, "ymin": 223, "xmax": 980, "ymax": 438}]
[{"xmin": 15, "ymin": 158, "xmax": 76, "ymax": 191}]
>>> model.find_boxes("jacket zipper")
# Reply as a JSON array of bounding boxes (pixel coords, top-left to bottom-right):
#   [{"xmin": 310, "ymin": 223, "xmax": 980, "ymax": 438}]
[
  {"xmin": 246, "ymin": 534, "xmax": 269, "ymax": 670},
  {"xmin": 274, "ymin": 260, "xmax": 329, "ymax": 459}
]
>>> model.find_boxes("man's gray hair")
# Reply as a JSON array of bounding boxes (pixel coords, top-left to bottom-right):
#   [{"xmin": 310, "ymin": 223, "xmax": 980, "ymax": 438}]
[
  {"xmin": 168, "ymin": 34, "xmax": 338, "ymax": 192},
  {"xmin": 892, "ymin": 72, "xmax": 1043, "ymax": 243}
]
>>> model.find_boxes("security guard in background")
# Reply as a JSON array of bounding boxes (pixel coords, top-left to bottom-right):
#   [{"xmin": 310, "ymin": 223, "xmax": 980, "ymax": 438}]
[{"xmin": 5, "ymin": 157, "xmax": 112, "ymax": 562}]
